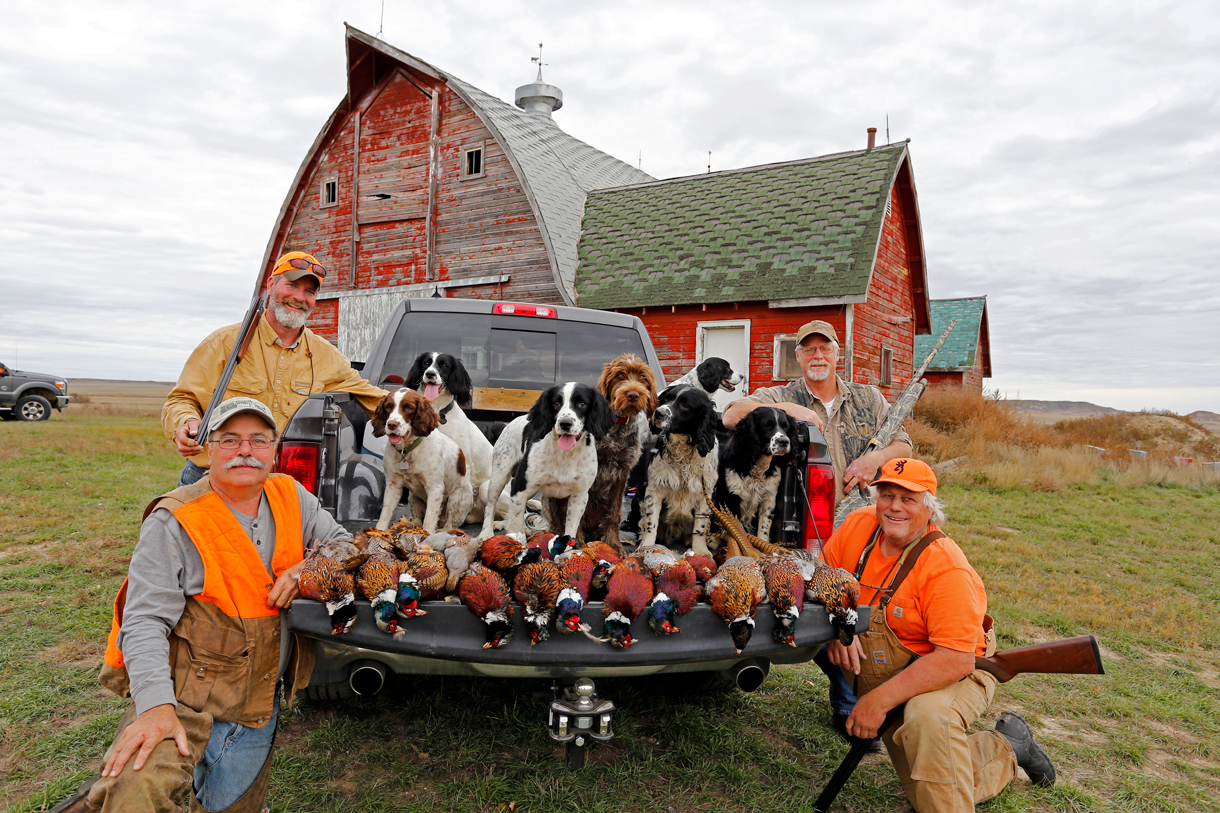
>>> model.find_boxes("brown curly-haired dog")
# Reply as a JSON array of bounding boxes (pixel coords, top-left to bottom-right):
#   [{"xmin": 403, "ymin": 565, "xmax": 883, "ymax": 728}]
[{"xmin": 547, "ymin": 354, "xmax": 658, "ymax": 554}]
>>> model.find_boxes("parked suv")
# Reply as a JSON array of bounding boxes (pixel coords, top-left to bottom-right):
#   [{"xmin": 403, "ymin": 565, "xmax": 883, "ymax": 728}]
[
  {"xmin": 0, "ymin": 362, "xmax": 70, "ymax": 421},
  {"xmin": 276, "ymin": 297, "xmax": 847, "ymax": 763}
]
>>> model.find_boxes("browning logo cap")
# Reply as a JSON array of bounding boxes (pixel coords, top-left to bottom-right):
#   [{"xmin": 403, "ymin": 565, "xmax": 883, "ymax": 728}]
[
  {"xmin": 795, "ymin": 320, "xmax": 839, "ymax": 347},
  {"xmin": 270, "ymin": 251, "xmax": 327, "ymax": 286},
  {"xmin": 870, "ymin": 457, "xmax": 938, "ymax": 496},
  {"xmin": 207, "ymin": 397, "xmax": 276, "ymax": 436}
]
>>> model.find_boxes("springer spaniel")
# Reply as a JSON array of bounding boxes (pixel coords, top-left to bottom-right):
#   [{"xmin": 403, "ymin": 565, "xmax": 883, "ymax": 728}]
[
  {"xmin": 404, "ymin": 352, "xmax": 497, "ymax": 514},
  {"xmin": 372, "ymin": 388, "xmax": 475, "ymax": 534},
  {"xmin": 632, "ymin": 384, "xmax": 721, "ymax": 555},
  {"xmin": 478, "ymin": 382, "xmax": 615, "ymax": 541},
  {"xmin": 542, "ymin": 354, "xmax": 657, "ymax": 554},
  {"xmin": 665, "ymin": 357, "xmax": 744, "ymax": 399},
  {"xmin": 713, "ymin": 406, "xmax": 795, "ymax": 541}
]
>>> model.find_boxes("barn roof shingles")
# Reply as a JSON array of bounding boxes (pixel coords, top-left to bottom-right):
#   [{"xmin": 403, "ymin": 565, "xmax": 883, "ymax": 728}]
[
  {"xmin": 574, "ymin": 145, "xmax": 907, "ymax": 310},
  {"xmin": 916, "ymin": 297, "xmax": 987, "ymax": 370}
]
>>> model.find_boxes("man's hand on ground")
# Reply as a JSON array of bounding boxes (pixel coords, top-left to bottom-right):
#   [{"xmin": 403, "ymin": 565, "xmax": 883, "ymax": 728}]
[
  {"xmin": 174, "ymin": 419, "xmax": 203, "ymax": 456},
  {"xmin": 102, "ymin": 704, "xmax": 190, "ymax": 777}
]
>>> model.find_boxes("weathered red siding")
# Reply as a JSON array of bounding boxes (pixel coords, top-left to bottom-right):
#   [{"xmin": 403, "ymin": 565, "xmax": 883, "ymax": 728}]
[
  {"xmin": 280, "ymin": 68, "xmax": 559, "ymax": 342},
  {"xmin": 853, "ymin": 184, "xmax": 916, "ymax": 401}
]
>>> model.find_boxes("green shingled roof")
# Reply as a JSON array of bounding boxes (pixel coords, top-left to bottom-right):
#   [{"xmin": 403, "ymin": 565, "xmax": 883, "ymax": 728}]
[
  {"xmin": 574, "ymin": 145, "xmax": 907, "ymax": 309},
  {"xmin": 916, "ymin": 297, "xmax": 988, "ymax": 372}
]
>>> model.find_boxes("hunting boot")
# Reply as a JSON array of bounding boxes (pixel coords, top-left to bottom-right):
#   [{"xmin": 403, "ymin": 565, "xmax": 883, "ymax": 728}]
[{"xmin": 995, "ymin": 711, "xmax": 1056, "ymax": 787}]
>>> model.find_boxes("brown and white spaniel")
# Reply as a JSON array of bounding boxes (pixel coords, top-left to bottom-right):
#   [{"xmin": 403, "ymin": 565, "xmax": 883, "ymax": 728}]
[{"xmin": 372, "ymin": 388, "xmax": 475, "ymax": 533}]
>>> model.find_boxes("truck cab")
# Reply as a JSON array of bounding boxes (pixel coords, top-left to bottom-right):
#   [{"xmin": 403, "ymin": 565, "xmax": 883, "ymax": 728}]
[{"xmin": 0, "ymin": 363, "xmax": 70, "ymax": 421}]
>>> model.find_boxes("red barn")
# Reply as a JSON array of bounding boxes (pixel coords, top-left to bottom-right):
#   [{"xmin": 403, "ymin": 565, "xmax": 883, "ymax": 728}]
[
  {"xmin": 915, "ymin": 297, "xmax": 992, "ymax": 392},
  {"xmin": 259, "ymin": 26, "xmax": 652, "ymax": 362},
  {"xmin": 574, "ymin": 144, "xmax": 932, "ymax": 404}
]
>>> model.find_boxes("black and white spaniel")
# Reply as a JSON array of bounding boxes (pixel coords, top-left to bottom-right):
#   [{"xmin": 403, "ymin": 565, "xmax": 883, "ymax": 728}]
[
  {"xmin": 478, "ymin": 382, "xmax": 615, "ymax": 541},
  {"xmin": 372, "ymin": 388, "xmax": 475, "ymax": 533},
  {"xmin": 632, "ymin": 384, "xmax": 721, "ymax": 555},
  {"xmin": 713, "ymin": 406, "xmax": 795, "ymax": 541},
  {"xmin": 404, "ymin": 352, "xmax": 496, "ymax": 515},
  {"xmin": 665, "ymin": 357, "xmax": 745, "ymax": 398}
]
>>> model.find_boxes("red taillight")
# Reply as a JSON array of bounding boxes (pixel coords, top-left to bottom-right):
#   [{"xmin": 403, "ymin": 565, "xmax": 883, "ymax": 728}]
[
  {"xmin": 492, "ymin": 303, "xmax": 557, "ymax": 318},
  {"xmin": 277, "ymin": 443, "xmax": 320, "ymax": 494},
  {"xmin": 803, "ymin": 462, "xmax": 835, "ymax": 555}
]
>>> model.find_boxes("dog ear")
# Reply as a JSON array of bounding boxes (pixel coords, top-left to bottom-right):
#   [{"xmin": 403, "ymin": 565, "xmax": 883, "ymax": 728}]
[
  {"xmin": 410, "ymin": 396, "xmax": 440, "ymax": 437},
  {"xmin": 405, "ymin": 353, "xmax": 430, "ymax": 391},
  {"xmin": 695, "ymin": 397, "xmax": 721, "ymax": 457},
  {"xmin": 371, "ymin": 397, "xmax": 391, "ymax": 438},
  {"xmin": 587, "ymin": 389, "xmax": 617, "ymax": 441},
  {"xmin": 447, "ymin": 358, "xmax": 475, "ymax": 409},
  {"xmin": 525, "ymin": 387, "xmax": 560, "ymax": 444}
]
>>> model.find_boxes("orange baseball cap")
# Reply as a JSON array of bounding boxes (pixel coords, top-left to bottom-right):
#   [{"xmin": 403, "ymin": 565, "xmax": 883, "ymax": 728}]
[
  {"xmin": 870, "ymin": 458, "xmax": 937, "ymax": 496},
  {"xmin": 271, "ymin": 251, "xmax": 327, "ymax": 286}
]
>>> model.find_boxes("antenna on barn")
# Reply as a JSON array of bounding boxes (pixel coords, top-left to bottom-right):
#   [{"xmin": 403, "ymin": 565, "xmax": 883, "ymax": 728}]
[
  {"xmin": 707, "ymin": 151, "xmax": 711, "ymax": 174},
  {"xmin": 886, "ymin": 114, "xmax": 890, "ymax": 145},
  {"xmin": 638, "ymin": 150, "xmax": 642, "ymax": 170},
  {"xmin": 378, "ymin": 1, "xmax": 384, "ymax": 36}
]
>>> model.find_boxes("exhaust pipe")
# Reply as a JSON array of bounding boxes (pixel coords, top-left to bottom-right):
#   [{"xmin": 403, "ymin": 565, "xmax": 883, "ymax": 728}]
[
  {"xmin": 717, "ymin": 658, "xmax": 770, "ymax": 692},
  {"xmin": 348, "ymin": 659, "xmax": 388, "ymax": 696}
]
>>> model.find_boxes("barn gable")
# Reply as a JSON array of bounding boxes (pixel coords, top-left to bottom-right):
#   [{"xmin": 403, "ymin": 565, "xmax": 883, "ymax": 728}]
[{"xmin": 916, "ymin": 296, "xmax": 992, "ymax": 391}]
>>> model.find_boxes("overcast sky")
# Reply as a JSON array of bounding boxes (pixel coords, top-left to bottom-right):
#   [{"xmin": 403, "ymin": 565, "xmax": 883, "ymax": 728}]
[{"xmin": 2, "ymin": 0, "xmax": 1216, "ymax": 413}]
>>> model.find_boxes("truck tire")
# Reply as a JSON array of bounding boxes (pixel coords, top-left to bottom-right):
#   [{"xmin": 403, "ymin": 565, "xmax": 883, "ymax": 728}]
[
  {"xmin": 299, "ymin": 681, "xmax": 354, "ymax": 702},
  {"xmin": 16, "ymin": 394, "xmax": 51, "ymax": 421}
]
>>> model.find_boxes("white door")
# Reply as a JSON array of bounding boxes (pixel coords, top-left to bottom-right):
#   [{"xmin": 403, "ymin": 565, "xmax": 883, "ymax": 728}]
[{"xmin": 698, "ymin": 320, "xmax": 750, "ymax": 412}]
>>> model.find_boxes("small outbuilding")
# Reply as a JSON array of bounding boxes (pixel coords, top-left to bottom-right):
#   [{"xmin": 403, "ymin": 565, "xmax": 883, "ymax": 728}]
[{"xmin": 914, "ymin": 296, "xmax": 992, "ymax": 392}]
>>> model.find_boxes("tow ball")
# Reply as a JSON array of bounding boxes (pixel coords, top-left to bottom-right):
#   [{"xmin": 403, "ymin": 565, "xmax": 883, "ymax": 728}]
[{"xmin": 547, "ymin": 677, "xmax": 615, "ymax": 769}]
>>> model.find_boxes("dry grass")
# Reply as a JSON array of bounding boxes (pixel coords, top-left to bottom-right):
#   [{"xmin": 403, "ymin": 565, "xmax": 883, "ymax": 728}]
[{"xmin": 911, "ymin": 389, "xmax": 1220, "ymax": 491}]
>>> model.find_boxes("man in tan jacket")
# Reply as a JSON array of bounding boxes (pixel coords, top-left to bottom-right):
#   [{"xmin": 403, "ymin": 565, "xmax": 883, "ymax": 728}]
[
  {"xmin": 59, "ymin": 397, "xmax": 352, "ymax": 812},
  {"xmin": 163, "ymin": 251, "xmax": 385, "ymax": 486}
]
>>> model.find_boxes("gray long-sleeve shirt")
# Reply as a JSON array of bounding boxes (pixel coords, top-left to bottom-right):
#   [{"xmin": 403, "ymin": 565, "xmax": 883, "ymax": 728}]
[{"xmin": 117, "ymin": 481, "xmax": 349, "ymax": 716}]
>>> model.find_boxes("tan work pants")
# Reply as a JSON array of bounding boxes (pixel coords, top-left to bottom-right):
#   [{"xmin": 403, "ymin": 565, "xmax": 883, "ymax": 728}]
[{"xmin": 86, "ymin": 705, "xmax": 274, "ymax": 813}]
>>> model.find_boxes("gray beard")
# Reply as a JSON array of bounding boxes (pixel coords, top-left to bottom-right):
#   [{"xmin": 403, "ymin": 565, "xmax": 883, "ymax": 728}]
[{"xmin": 273, "ymin": 300, "xmax": 309, "ymax": 330}]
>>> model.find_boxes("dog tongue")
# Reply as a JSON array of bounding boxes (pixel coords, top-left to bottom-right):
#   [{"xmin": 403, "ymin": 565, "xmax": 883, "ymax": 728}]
[
  {"xmin": 388, "ymin": 434, "xmax": 404, "ymax": 444},
  {"xmin": 557, "ymin": 434, "xmax": 578, "ymax": 451},
  {"xmin": 423, "ymin": 384, "xmax": 442, "ymax": 401}
]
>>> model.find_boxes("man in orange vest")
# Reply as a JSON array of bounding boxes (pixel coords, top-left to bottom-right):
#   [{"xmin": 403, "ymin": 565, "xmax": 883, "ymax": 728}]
[{"xmin": 60, "ymin": 397, "xmax": 351, "ymax": 813}]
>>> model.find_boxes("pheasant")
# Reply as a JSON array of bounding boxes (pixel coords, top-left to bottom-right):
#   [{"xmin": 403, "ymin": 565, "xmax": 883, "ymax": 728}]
[
  {"xmin": 761, "ymin": 556, "xmax": 806, "ymax": 646},
  {"xmin": 706, "ymin": 555, "xmax": 766, "ymax": 655},
  {"xmin": 528, "ymin": 531, "xmax": 577, "ymax": 561},
  {"xmin": 577, "ymin": 540, "xmax": 623, "ymax": 567},
  {"xmin": 441, "ymin": 532, "xmax": 483, "ymax": 593},
  {"xmin": 602, "ymin": 556, "xmax": 654, "ymax": 648},
  {"xmin": 457, "ymin": 562, "xmax": 515, "ymax": 649},
  {"xmin": 298, "ymin": 538, "xmax": 362, "ymax": 635},
  {"xmin": 684, "ymin": 551, "xmax": 718, "ymax": 586},
  {"xmin": 353, "ymin": 551, "xmax": 402, "ymax": 634},
  {"xmin": 403, "ymin": 544, "xmax": 448, "ymax": 601},
  {"xmin": 556, "ymin": 551, "xmax": 602, "ymax": 634},
  {"xmin": 513, "ymin": 561, "xmax": 567, "ymax": 644},
  {"xmin": 387, "ymin": 516, "xmax": 429, "ymax": 553},
  {"xmin": 479, "ymin": 533, "xmax": 541, "ymax": 579},
  {"xmin": 645, "ymin": 558, "xmax": 699, "ymax": 636},
  {"xmin": 790, "ymin": 548, "xmax": 861, "ymax": 646}
]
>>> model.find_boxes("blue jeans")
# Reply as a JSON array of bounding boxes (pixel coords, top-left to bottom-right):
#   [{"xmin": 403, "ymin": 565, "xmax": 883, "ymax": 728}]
[
  {"xmin": 815, "ymin": 644, "xmax": 858, "ymax": 717},
  {"xmin": 179, "ymin": 460, "xmax": 207, "ymax": 487},
  {"xmin": 194, "ymin": 697, "xmax": 279, "ymax": 811}
]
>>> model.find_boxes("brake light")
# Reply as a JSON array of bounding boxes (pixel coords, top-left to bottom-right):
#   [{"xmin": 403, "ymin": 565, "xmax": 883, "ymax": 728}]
[
  {"xmin": 277, "ymin": 443, "xmax": 320, "ymax": 494},
  {"xmin": 803, "ymin": 462, "xmax": 835, "ymax": 555},
  {"xmin": 493, "ymin": 303, "xmax": 557, "ymax": 318}
]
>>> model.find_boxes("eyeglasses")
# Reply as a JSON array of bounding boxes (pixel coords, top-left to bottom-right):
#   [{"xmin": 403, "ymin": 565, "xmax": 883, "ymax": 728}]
[
  {"xmin": 210, "ymin": 435, "xmax": 275, "ymax": 450},
  {"xmin": 798, "ymin": 344, "xmax": 837, "ymax": 357},
  {"xmin": 275, "ymin": 257, "xmax": 327, "ymax": 279}
]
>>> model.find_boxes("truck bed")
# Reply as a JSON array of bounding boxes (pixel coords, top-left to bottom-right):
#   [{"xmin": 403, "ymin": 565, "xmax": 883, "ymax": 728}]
[{"xmin": 290, "ymin": 598, "xmax": 868, "ymax": 679}]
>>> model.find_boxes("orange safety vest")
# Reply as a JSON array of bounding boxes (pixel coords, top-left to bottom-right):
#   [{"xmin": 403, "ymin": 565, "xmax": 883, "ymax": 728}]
[{"xmin": 104, "ymin": 474, "xmax": 303, "ymax": 669}]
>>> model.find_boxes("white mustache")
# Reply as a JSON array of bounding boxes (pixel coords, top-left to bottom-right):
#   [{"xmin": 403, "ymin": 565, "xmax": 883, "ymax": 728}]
[{"xmin": 224, "ymin": 455, "xmax": 267, "ymax": 469}]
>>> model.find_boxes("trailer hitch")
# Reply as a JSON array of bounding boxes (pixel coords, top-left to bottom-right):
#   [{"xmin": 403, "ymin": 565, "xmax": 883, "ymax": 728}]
[{"xmin": 547, "ymin": 678, "xmax": 615, "ymax": 769}]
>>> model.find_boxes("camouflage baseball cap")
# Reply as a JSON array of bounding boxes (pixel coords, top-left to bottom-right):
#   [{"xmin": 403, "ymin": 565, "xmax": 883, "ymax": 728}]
[
  {"xmin": 795, "ymin": 320, "xmax": 839, "ymax": 346},
  {"xmin": 206, "ymin": 397, "xmax": 276, "ymax": 436}
]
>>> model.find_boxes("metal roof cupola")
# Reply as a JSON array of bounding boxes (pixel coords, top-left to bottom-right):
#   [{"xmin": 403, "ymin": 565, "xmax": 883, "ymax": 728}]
[{"xmin": 514, "ymin": 44, "xmax": 563, "ymax": 118}]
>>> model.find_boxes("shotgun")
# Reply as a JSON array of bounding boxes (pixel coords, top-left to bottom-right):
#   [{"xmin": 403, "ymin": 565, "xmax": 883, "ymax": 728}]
[
  {"xmin": 833, "ymin": 319, "xmax": 957, "ymax": 529},
  {"xmin": 190, "ymin": 265, "xmax": 276, "ymax": 442},
  {"xmin": 814, "ymin": 634, "xmax": 1105, "ymax": 812}
]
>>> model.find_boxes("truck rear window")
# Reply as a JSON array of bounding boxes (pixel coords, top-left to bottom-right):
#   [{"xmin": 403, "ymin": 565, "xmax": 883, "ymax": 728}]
[{"xmin": 379, "ymin": 312, "xmax": 647, "ymax": 389}]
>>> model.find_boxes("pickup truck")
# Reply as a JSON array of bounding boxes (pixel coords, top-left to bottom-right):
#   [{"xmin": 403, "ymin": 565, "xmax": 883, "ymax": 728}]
[
  {"xmin": 278, "ymin": 297, "xmax": 852, "ymax": 766},
  {"xmin": 0, "ymin": 362, "xmax": 70, "ymax": 421}
]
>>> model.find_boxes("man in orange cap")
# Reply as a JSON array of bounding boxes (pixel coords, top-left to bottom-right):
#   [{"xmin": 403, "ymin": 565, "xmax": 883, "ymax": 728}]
[
  {"xmin": 163, "ymin": 251, "xmax": 386, "ymax": 486},
  {"xmin": 822, "ymin": 458, "xmax": 1056, "ymax": 811}
]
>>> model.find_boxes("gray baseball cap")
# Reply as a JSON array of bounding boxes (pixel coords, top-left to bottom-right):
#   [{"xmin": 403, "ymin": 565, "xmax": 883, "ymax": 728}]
[{"xmin": 206, "ymin": 397, "xmax": 276, "ymax": 436}]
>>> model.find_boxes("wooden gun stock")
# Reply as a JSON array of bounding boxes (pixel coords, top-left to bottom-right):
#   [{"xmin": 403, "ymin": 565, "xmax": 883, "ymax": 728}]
[{"xmin": 975, "ymin": 634, "xmax": 1105, "ymax": 683}]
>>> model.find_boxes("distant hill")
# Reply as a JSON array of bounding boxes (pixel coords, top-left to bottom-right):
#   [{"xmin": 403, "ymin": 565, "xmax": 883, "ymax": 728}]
[{"xmin": 1006, "ymin": 400, "xmax": 1125, "ymax": 422}]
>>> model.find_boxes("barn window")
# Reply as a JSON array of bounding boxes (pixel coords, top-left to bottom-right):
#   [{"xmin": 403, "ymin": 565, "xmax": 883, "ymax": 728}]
[
  {"xmin": 320, "ymin": 177, "xmax": 338, "ymax": 209},
  {"xmin": 880, "ymin": 347, "xmax": 893, "ymax": 387},
  {"xmin": 774, "ymin": 336, "xmax": 802, "ymax": 380},
  {"xmin": 461, "ymin": 143, "xmax": 485, "ymax": 180}
]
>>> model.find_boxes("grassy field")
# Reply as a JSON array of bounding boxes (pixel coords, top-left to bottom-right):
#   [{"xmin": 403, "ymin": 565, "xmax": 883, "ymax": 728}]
[{"xmin": 2, "ymin": 415, "xmax": 1219, "ymax": 812}]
